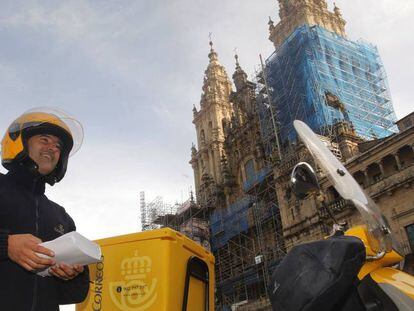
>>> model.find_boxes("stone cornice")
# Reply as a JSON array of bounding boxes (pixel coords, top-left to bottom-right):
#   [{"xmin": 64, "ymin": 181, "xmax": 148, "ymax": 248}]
[{"xmin": 346, "ymin": 127, "xmax": 414, "ymax": 169}]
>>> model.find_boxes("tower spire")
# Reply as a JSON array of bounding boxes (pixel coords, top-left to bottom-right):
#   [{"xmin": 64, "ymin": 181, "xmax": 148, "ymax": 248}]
[
  {"xmin": 333, "ymin": 3, "xmax": 342, "ymax": 18},
  {"xmin": 191, "ymin": 35, "xmax": 234, "ymax": 195},
  {"xmin": 208, "ymin": 33, "xmax": 219, "ymax": 63},
  {"xmin": 234, "ymin": 48, "xmax": 241, "ymax": 70},
  {"xmin": 268, "ymin": 16, "xmax": 275, "ymax": 32},
  {"xmin": 232, "ymin": 50, "xmax": 248, "ymax": 91},
  {"xmin": 208, "ymin": 32, "xmax": 214, "ymax": 52}
]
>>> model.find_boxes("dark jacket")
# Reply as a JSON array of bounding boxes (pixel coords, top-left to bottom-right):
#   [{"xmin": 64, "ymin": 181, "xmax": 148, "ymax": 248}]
[{"xmin": 0, "ymin": 165, "xmax": 89, "ymax": 311}]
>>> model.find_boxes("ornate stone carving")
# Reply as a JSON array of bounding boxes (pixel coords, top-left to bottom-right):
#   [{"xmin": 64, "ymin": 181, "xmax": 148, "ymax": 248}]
[{"xmin": 269, "ymin": 0, "xmax": 346, "ymax": 49}]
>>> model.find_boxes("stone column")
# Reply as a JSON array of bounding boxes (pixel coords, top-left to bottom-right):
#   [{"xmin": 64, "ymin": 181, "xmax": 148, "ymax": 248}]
[
  {"xmin": 393, "ymin": 152, "xmax": 402, "ymax": 170},
  {"xmin": 209, "ymin": 148, "xmax": 216, "ymax": 181},
  {"xmin": 377, "ymin": 161, "xmax": 385, "ymax": 177},
  {"xmin": 363, "ymin": 169, "xmax": 370, "ymax": 186}
]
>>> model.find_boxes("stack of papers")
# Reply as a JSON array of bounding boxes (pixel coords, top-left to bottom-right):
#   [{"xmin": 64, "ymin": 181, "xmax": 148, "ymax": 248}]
[{"xmin": 37, "ymin": 231, "xmax": 101, "ymax": 277}]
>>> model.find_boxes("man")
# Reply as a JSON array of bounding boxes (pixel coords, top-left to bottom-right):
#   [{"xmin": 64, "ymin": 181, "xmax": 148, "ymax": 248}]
[{"xmin": 0, "ymin": 108, "xmax": 89, "ymax": 310}]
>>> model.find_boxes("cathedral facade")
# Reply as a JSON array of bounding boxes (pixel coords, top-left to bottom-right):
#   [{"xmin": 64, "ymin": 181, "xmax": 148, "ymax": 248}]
[{"xmin": 189, "ymin": 1, "xmax": 414, "ymax": 310}]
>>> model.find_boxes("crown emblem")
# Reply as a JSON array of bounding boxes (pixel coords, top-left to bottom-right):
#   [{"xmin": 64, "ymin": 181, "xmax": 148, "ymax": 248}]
[
  {"xmin": 120, "ymin": 251, "xmax": 152, "ymax": 280},
  {"xmin": 109, "ymin": 250, "xmax": 158, "ymax": 310}
]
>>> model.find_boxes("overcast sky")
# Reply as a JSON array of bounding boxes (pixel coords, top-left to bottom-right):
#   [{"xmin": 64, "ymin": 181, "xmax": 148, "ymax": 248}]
[{"xmin": 0, "ymin": 1, "xmax": 413, "ymax": 308}]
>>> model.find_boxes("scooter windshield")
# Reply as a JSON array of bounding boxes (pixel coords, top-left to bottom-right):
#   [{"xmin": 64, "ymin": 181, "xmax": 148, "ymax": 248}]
[{"xmin": 293, "ymin": 120, "xmax": 393, "ymax": 253}]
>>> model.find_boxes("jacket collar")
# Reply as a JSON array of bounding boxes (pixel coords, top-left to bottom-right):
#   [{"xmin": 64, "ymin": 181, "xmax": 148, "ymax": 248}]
[{"xmin": 6, "ymin": 163, "xmax": 46, "ymax": 195}]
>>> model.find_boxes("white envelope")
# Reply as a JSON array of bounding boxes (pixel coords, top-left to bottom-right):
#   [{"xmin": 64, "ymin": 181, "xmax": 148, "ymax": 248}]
[{"xmin": 36, "ymin": 231, "xmax": 101, "ymax": 277}]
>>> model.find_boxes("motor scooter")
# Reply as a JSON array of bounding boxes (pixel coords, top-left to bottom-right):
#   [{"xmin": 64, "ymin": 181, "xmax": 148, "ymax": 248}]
[{"xmin": 269, "ymin": 120, "xmax": 414, "ymax": 311}]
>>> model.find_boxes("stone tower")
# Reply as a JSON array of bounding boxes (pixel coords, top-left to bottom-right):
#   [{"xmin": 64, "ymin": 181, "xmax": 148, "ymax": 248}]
[
  {"xmin": 222, "ymin": 53, "xmax": 266, "ymax": 202},
  {"xmin": 190, "ymin": 41, "xmax": 234, "ymax": 203},
  {"xmin": 266, "ymin": 0, "xmax": 396, "ymax": 143},
  {"xmin": 269, "ymin": 0, "xmax": 346, "ymax": 49}
]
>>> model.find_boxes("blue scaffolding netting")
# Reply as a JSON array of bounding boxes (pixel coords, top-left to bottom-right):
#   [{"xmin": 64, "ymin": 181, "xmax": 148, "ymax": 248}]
[
  {"xmin": 210, "ymin": 196, "xmax": 280, "ymax": 251},
  {"xmin": 210, "ymin": 197, "xmax": 252, "ymax": 251},
  {"xmin": 243, "ymin": 166, "xmax": 272, "ymax": 192},
  {"xmin": 259, "ymin": 25, "xmax": 398, "ymax": 148}
]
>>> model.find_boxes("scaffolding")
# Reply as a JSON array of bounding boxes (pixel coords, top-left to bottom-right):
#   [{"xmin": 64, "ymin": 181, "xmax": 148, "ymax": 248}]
[
  {"xmin": 142, "ymin": 192, "xmax": 211, "ymax": 250},
  {"xmin": 211, "ymin": 176, "xmax": 286, "ymax": 309},
  {"xmin": 207, "ymin": 64, "xmax": 287, "ymax": 310},
  {"xmin": 139, "ymin": 191, "xmax": 147, "ymax": 230},
  {"xmin": 263, "ymin": 25, "xmax": 397, "ymax": 146},
  {"xmin": 140, "ymin": 193, "xmax": 176, "ymax": 231}
]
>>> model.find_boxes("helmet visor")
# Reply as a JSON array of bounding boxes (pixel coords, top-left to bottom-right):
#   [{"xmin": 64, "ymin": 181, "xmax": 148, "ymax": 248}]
[{"xmin": 13, "ymin": 107, "xmax": 84, "ymax": 157}]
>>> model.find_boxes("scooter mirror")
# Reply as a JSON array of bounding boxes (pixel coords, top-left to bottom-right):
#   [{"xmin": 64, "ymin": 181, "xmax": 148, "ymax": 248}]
[{"xmin": 291, "ymin": 162, "xmax": 320, "ymax": 200}]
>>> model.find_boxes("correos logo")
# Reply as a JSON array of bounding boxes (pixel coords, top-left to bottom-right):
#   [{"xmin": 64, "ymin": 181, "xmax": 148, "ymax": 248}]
[
  {"xmin": 109, "ymin": 250, "xmax": 157, "ymax": 311},
  {"xmin": 92, "ymin": 255, "xmax": 105, "ymax": 311}
]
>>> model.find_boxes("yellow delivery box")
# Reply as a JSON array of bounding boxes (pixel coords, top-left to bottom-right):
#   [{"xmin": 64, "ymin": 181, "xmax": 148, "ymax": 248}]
[{"xmin": 76, "ymin": 228, "xmax": 215, "ymax": 311}]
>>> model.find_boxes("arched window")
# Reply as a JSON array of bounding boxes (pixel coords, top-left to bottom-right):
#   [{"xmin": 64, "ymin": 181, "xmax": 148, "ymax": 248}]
[
  {"xmin": 381, "ymin": 154, "xmax": 398, "ymax": 176},
  {"xmin": 367, "ymin": 163, "xmax": 382, "ymax": 184},
  {"xmin": 399, "ymin": 145, "xmax": 414, "ymax": 167},
  {"xmin": 353, "ymin": 171, "xmax": 365, "ymax": 187}
]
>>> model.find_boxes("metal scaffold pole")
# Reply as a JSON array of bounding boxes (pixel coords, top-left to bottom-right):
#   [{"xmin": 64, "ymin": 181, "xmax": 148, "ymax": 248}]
[{"xmin": 259, "ymin": 54, "xmax": 282, "ymax": 161}]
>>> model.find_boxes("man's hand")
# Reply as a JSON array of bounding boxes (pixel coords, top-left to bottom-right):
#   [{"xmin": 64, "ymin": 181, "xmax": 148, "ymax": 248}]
[
  {"xmin": 49, "ymin": 263, "xmax": 84, "ymax": 281},
  {"xmin": 8, "ymin": 234, "xmax": 55, "ymax": 271}
]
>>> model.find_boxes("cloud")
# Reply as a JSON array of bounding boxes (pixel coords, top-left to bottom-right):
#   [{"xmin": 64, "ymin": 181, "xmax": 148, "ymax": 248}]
[{"xmin": 45, "ymin": 140, "xmax": 193, "ymax": 239}]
